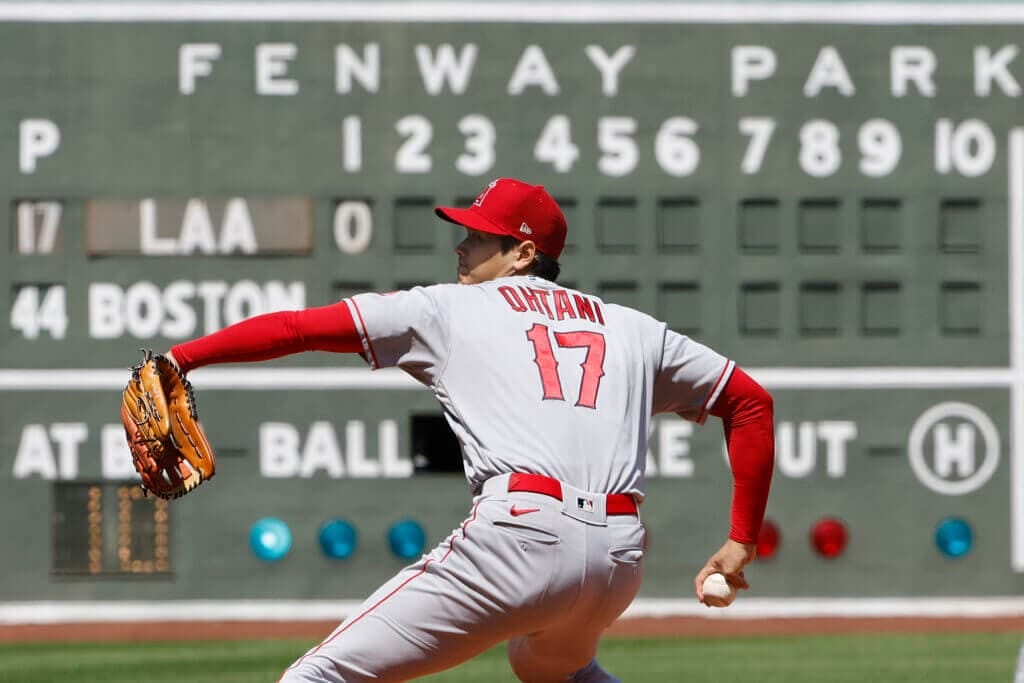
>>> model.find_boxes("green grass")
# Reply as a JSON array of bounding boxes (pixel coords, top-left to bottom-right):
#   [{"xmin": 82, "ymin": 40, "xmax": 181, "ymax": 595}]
[{"xmin": 0, "ymin": 632, "xmax": 1019, "ymax": 682}]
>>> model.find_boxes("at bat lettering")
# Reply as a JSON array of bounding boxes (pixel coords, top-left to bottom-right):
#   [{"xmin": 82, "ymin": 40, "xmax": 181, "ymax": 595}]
[{"xmin": 11, "ymin": 423, "xmax": 138, "ymax": 481}]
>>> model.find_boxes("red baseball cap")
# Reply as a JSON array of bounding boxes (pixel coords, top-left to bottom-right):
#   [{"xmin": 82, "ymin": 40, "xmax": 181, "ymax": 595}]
[{"xmin": 435, "ymin": 178, "xmax": 568, "ymax": 260}]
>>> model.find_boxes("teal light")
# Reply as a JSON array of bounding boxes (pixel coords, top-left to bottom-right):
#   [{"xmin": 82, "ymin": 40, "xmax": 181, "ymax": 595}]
[
  {"xmin": 319, "ymin": 519, "xmax": 358, "ymax": 560},
  {"xmin": 935, "ymin": 517, "xmax": 973, "ymax": 558},
  {"xmin": 249, "ymin": 517, "xmax": 292, "ymax": 562},
  {"xmin": 388, "ymin": 520, "xmax": 427, "ymax": 560}
]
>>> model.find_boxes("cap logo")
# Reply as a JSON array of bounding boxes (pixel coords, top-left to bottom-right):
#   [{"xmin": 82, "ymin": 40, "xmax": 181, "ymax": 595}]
[
  {"xmin": 473, "ymin": 179, "xmax": 499, "ymax": 207},
  {"xmin": 519, "ymin": 222, "xmax": 533, "ymax": 235}
]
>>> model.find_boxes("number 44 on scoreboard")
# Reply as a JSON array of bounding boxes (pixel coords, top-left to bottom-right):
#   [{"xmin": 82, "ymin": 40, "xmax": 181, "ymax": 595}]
[{"xmin": 10, "ymin": 285, "xmax": 67, "ymax": 340}]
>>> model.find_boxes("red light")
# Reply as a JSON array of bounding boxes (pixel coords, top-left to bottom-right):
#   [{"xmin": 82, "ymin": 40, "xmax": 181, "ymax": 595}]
[
  {"xmin": 811, "ymin": 517, "xmax": 848, "ymax": 558},
  {"xmin": 756, "ymin": 519, "xmax": 781, "ymax": 559}
]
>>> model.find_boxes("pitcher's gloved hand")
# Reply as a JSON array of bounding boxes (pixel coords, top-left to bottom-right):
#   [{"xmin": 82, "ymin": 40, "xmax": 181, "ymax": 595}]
[{"xmin": 121, "ymin": 350, "xmax": 215, "ymax": 499}]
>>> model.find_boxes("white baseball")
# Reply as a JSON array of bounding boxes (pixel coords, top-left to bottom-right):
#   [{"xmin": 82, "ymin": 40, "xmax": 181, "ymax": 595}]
[{"xmin": 701, "ymin": 572, "xmax": 736, "ymax": 604}]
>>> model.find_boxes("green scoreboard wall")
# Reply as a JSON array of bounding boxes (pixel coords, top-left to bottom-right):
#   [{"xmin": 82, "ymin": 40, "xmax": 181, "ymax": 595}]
[{"xmin": 0, "ymin": 4, "xmax": 1021, "ymax": 602}]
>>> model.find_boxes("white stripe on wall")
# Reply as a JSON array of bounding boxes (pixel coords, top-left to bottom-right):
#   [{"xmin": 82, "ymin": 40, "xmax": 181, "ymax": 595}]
[
  {"xmin": 1, "ymin": 597, "xmax": 1022, "ymax": 624},
  {"xmin": 0, "ymin": 366, "xmax": 1014, "ymax": 391},
  {"xmin": 1009, "ymin": 129, "xmax": 1024, "ymax": 571}
]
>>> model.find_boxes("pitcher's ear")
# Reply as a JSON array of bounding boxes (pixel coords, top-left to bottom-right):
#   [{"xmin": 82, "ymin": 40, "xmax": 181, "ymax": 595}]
[{"xmin": 515, "ymin": 239, "xmax": 537, "ymax": 270}]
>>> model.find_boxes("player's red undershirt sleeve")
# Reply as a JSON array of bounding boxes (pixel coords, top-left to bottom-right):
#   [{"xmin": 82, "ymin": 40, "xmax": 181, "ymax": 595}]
[
  {"xmin": 708, "ymin": 367, "xmax": 775, "ymax": 545},
  {"xmin": 169, "ymin": 301, "xmax": 363, "ymax": 372}
]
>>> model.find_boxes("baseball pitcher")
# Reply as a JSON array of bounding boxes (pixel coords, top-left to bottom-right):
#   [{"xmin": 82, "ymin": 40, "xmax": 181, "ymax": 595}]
[{"xmin": 135, "ymin": 178, "xmax": 775, "ymax": 682}]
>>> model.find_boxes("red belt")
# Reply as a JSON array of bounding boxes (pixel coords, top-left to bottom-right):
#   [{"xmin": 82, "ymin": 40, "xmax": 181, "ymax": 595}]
[{"xmin": 507, "ymin": 473, "xmax": 639, "ymax": 515}]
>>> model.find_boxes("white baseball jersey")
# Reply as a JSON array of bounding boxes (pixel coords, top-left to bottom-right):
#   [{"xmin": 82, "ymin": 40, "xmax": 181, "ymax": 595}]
[{"xmin": 346, "ymin": 276, "xmax": 734, "ymax": 498}]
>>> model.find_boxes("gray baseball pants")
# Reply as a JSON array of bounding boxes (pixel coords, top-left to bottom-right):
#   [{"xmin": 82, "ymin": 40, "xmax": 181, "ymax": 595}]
[{"xmin": 279, "ymin": 474, "xmax": 646, "ymax": 682}]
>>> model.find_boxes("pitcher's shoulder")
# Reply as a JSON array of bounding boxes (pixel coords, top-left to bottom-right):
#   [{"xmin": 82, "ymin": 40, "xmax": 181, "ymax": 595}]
[{"xmin": 601, "ymin": 300, "xmax": 662, "ymax": 327}]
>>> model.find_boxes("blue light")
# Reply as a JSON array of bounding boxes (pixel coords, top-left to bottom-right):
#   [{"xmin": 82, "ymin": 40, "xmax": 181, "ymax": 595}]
[
  {"xmin": 319, "ymin": 519, "xmax": 358, "ymax": 560},
  {"xmin": 388, "ymin": 519, "xmax": 427, "ymax": 560},
  {"xmin": 935, "ymin": 517, "xmax": 973, "ymax": 558},
  {"xmin": 249, "ymin": 517, "xmax": 292, "ymax": 562}
]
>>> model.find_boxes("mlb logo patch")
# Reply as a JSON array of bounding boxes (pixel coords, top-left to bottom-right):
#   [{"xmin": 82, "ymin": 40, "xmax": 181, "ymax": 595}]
[{"xmin": 577, "ymin": 497, "xmax": 595, "ymax": 513}]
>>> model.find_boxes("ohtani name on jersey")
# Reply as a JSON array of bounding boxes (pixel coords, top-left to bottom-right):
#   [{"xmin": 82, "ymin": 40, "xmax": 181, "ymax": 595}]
[{"xmin": 498, "ymin": 285, "xmax": 606, "ymax": 326}]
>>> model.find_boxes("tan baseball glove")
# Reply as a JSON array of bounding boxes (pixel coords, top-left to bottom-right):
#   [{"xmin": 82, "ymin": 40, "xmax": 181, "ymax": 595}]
[{"xmin": 120, "ymin": 351, "xmax": 215, "ymax": 499}]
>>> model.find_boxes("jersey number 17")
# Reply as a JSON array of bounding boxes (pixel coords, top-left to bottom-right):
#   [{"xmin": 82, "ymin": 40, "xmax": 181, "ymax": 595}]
[{"xmin": 525, "ymin": 323, "xmax": 607, "ymax": 409}]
